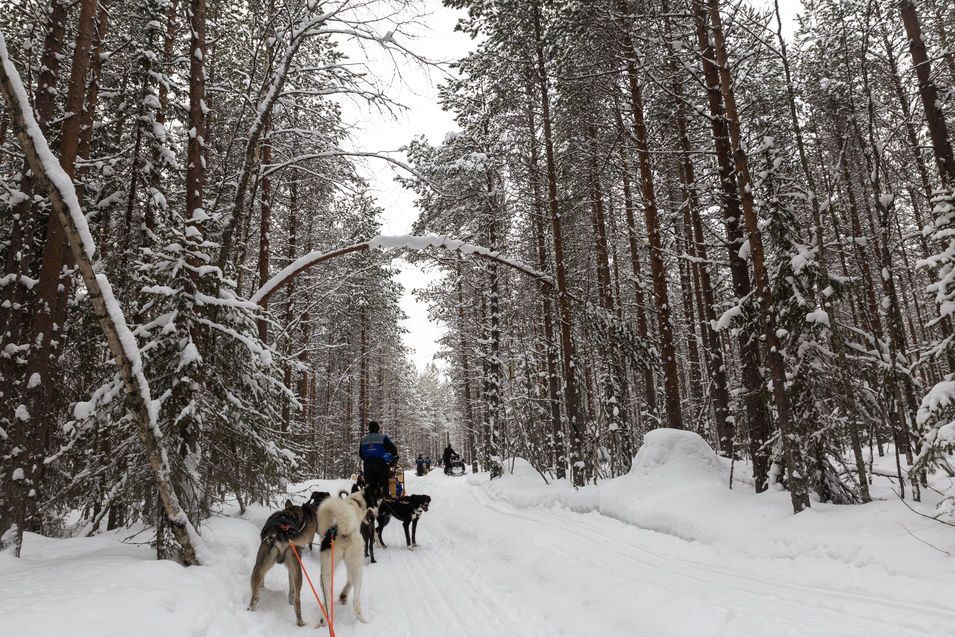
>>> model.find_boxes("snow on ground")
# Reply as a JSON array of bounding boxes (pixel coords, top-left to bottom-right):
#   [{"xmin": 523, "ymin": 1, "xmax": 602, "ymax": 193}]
[{"xmin": 2, "ymin": 431, "xmax": 954, "ymax": 636}]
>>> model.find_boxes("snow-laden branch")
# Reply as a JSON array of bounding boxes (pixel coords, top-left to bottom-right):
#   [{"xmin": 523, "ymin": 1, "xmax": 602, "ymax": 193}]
[
  {"xmin": 260, "ymin": 148, "xmax": 429, "ymax": 182},
  {"xmin": 217, "ymin": 5, "xmax": 347, "ymax": 268},
  {"xmin": 251, "ymin": 234, "xmax": 555, "ymax": 305},
  {"xmin": 217, "ymin": 1, "xmax": 434, "ymax": 269}
]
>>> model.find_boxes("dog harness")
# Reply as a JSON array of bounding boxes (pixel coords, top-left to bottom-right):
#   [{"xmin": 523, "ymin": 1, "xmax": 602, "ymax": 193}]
[{"xmin": 265, "ymin": 506, "xmax": 311, "ymax": 542}]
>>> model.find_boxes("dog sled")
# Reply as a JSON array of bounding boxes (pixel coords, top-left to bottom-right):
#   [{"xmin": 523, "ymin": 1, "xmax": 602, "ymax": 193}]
[
  {"xmin": 445, "ymin": 453, "xmax": 466, "ymax": 477},
  {"xmin": 388, "ymin": 462, "xmax": 406, "ymax": 498}
]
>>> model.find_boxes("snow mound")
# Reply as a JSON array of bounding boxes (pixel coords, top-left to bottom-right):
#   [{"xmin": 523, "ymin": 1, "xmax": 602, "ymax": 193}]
[
  {"xmin": 629, "ymin": 429, "xmax": 725, "ymax": 484},
  {"xmin": 503, "ymin": 457, "xmax": 539, "ymax": 478}
]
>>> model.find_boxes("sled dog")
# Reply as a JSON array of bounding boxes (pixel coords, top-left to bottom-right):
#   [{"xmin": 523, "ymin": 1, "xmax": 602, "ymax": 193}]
[
  {"xmin": 248, "ymin": 496, "xmax": 320, "ymax": 626},
  {"xmin": 361, "ymin": 507, "xmax": 378, "ymax": 564},
  {"xmin": 377, "ymin": 494, "xmax": 431, "ymax": 549},
  {"xmin": 317, "ymin": 485, "xmax": 381, "ymax": 625}
]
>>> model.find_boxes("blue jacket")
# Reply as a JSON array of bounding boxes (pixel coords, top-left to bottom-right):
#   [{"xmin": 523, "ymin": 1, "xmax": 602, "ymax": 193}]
[{"xmin": 359, "ymin": 431, "xmax": 398, "ymax": 462}]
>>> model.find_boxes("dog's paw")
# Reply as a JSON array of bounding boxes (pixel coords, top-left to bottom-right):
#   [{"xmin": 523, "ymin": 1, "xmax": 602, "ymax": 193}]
[
  {"xmin": 356, "ymin": 613, "xmax": 369, "ymax": 624},
  {"xmin": 297, "ymin": 619, "xmax": 306, "ymax": 627}
]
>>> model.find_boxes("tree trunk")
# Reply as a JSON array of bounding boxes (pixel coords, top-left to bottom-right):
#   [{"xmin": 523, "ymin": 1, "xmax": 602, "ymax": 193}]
[
  {"xmin": 257, "ymin": 115, "xmax": 272, "ymax": 342},
  {"xmin": 0, "ymin": 0, "xmax": 68, "ymax": 346},
  {"xmin": 186, "ymin": 0, "xmax": 207, "ymax": 229},
  {"xmin": 531, "ymin": 0, "xmax": 586, "ymax": 484},
  {"xmin": 899, "ymin": 0, "xmax": 955, "ymax": 187},
  {"xmin": 586, "ymin": 124, "xmax": 629, "ymax": 440},
  {"xmin": 613, "ymin": 99, "xmax": 658, "ymax": 421},
  {"xmin": 0, "ymin": 1, "xmax": 70, "ymax": 545},
  {"xmin": 669, "ymin": 71, "xmax": 731, "ymax": 448},
  {"xmin": 482, "ymin": 178, "xmax": 503, "ymax": 479},
  {"xmin": 616, "ymin": 0, "xmax": 683, "ymax": 430},
  {"xmin": 12, "ymin": 0, "xmax": 98, "ymax": 549},
  {"xmin": 772, "ymin": 0, "xmax": 870, "ymax": 502},
  {"xmin": 456, "ymin": 265, "xmax": 479, "ymax": 474},
  {"xmin": 359, "ymin": 304, "xmax": 369, "ymax": 427},
  {"xmin": 694, "ymin": 0, "xmax": 773, "ymax": 488},
  {"xmin": 524, "ymin": 81, "xmax": 565, "ymax": 477},
  {"xmin": 707, "ymin": 0, "xmax": 810, "ymax": 513}
]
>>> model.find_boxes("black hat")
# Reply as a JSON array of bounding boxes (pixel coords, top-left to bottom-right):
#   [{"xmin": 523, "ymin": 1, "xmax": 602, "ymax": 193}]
[{"xmin": 368, "ymin": 421, "xmax": 380, "ymax": 432}]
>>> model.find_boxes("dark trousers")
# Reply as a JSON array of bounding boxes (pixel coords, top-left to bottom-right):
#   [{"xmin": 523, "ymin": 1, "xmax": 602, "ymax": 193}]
[{"xmin": 363, "ymin": 459, "xmax": 388, "ymax": 494}]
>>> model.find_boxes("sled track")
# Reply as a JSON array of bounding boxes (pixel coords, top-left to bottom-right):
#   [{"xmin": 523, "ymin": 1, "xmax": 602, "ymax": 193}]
[
  {"xmin": 359, "ymin": 514, "xmax": 529, "ymax": 637},
  {"xmin": 464, "ymin": 485, "xmax": 955, "ymax": 633}
]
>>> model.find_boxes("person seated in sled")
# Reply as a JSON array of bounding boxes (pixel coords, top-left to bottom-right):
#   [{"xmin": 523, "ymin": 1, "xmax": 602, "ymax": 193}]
[
  {"xmin": 395, "ymin": 474, "xmax": 405, "ymax": 498},
  {"xmin": 359, "ymin": 421, "xmax": 398, "ymax": 494}
]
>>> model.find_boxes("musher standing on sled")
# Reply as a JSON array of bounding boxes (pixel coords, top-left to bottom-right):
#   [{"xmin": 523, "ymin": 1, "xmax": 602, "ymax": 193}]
[{"xmin": 359, "ymin": 421, "xmax": 398, "ymax": 493}]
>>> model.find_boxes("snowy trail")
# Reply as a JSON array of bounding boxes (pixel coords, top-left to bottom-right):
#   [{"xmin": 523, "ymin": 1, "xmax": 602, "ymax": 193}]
[
  {"xmin": 2, "ymin": 471, "xmax": 952, "ymax": 637},
  {"xmin": 403, "ymin": 474, "xmax": 953, "ymax": 637}
]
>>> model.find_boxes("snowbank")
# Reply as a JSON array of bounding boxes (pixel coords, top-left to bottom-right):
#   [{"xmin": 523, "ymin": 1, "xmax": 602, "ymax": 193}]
[
  {"xmin": 473, "ymin": 430, "xmax": 955, "ymax": 612},
  {"xmin": 629, "ymin": 427, "xmax": 726, "ymax": 478},
  {"xmin": 476, "ymin": 430, "xmax": 754, "ymax": 542}
]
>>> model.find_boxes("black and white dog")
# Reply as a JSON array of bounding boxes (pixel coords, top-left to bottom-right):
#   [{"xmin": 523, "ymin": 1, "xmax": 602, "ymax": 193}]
[
  {"xmin": 376, "ymin": 494, "xmax": 431, "ymax": 549},
  {"xmin": 360, "ymin": 507, "xmax": 378, "ymax": 563}
]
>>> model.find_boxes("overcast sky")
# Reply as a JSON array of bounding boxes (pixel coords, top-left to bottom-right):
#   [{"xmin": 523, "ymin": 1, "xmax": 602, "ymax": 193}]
[
  {"xmin": 336, "ymin": 0, "xmax": 472, "ymax": 371},
  {"xmin": 337, "ymin": 0, "xmax": 801, "ymax": 372}
]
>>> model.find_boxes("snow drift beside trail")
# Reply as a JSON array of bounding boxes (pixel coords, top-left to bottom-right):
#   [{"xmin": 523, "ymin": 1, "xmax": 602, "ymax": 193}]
[
  {"xmin": 478, "ymin": 429, "xmax": 751, "ymax": 542},
  {"xmin": 597, "ymin": 430, "xmax": 740, "ymax": 542},
  {"xmin": 629, "ymin": 428, "xmax": 726, "ymax": 480},
  {"xmin": 475, "ymin": 430, "xmax": 955, "ymax": 591}
]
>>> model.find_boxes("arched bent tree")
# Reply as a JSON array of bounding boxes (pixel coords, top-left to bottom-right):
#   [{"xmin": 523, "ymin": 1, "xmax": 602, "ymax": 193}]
[
  {"xmin": 253, "ymin": 234, "xmax": 656, "ymax": 482},
  {"xmin": 253, "ymin": 234, "xmax": 556, "ymax": 304}
]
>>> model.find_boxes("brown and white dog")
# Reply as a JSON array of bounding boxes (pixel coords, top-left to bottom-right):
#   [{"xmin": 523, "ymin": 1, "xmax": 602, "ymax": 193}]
[{"xmin": 248, "ymin": 491, "xmax": 327, "ymax": 626}]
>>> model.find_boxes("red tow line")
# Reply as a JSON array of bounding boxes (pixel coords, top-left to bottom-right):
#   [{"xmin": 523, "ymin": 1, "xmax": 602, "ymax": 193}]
[{"xmin": 288, "ymin": 539, "xmax": 335, "ymax": 637}]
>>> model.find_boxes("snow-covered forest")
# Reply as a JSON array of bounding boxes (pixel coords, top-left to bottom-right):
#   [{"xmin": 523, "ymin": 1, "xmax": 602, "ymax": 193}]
[{"xmin": 1, "ymin": 0, "xmax": 955, "ymax": 634}]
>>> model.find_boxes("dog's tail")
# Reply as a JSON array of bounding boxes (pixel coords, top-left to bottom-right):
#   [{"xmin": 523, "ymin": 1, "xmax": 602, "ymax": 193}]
[{"xmin": 317, "ymin": 500, "xmax": 337, "ymax": 539}]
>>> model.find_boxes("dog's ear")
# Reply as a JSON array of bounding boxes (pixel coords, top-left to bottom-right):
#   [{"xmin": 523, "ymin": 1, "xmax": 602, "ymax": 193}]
[{"xmin": 285, "ymin": 499, "xmax": 294, "ymax": 509}]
